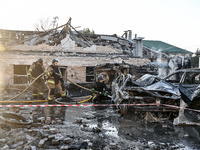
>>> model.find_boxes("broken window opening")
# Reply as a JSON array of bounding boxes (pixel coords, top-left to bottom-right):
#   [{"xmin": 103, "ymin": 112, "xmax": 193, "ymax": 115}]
[
  {"xmin": 86, "ymin": 67, "xmax": 95, "ymax": 82},
  {"xmin": 13, "ymin": 65, "xmax": 30, "ymax": 84}
]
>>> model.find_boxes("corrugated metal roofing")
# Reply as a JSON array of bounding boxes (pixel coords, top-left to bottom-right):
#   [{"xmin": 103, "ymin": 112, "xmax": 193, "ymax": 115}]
[{"xmin": 143, "ymin": 40, "xmax": 193, "ymax": 54}]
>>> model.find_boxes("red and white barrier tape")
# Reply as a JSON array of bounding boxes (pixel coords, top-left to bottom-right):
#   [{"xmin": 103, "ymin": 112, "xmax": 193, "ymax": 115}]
[
  {"xmin": 1, "ymin": 103, "xmax": 199, "ymax": 113},
  {"xmin": 162, "ymin": 104, "xmax": 200, "ymax": 113},
  {"xmin": 0, "ymin": 103, "xmax": 157, "ymax": 108}
]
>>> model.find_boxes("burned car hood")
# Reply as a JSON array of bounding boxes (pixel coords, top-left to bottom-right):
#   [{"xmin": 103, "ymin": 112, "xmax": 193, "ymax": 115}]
[
  {"xmin": 136, "ymin": 74, "xmax": 161, "ymax": 86},
  {"xmin": 142, "ymin": 80, "xmax": 181, "ymax": 97}
]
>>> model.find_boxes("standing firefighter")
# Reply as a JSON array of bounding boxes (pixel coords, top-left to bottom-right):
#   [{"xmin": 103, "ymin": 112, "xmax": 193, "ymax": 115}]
[
  {"xmin": 27, "ymin": 58, "xmax": 46, "ymax": 99},
  {"xmin": 92, "ymin": 75, "xmax": 109, "ymax": 102},
  {"xmin": 183, "ymin": 54, "xmax": 192, "ymax": 69},
  {"xmin": 46, "ymin": 59, "xmax": 66, "ymax": 103},
  {"xmin": 175, "ymin": 53, "xmax": 183, "ymax": 81}
]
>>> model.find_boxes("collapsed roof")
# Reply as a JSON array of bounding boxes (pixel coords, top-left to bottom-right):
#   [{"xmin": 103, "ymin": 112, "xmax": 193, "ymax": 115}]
[{"xmin": 0, "ymin": 18, "xmax": 169, "ymax": 59}]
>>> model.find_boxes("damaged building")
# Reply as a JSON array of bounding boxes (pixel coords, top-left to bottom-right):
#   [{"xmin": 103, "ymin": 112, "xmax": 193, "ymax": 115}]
[{"xmin": 0, "ymin": 18, "xmax": 168, "ymax": 92}]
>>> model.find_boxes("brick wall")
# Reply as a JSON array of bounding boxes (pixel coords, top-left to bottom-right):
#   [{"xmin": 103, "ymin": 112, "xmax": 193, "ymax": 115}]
[{"xmin": 67, "ymin": 66, "xmax": 86, "ymax": 83}]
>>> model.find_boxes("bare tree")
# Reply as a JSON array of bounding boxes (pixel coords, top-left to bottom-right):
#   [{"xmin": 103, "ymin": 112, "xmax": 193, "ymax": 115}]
[{"xmin": 34, "ymin": 17, "xmax": 54, "ymax": 31}]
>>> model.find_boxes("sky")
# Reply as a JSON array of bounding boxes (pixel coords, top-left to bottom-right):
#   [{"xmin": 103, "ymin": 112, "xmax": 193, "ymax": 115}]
[{"xmin": 0, "ymin": 0, "xmax": 200, "ymax": 53}]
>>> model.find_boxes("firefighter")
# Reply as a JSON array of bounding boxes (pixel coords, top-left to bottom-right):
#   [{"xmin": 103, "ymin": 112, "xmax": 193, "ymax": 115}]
[
  {"xmin": 46, "ymin": 59, "xmax": 67, "ymax": 103},
  {"xmin": 175, "ymin": 53, "xmax": 182, "ymax": 81},
  {"xmin": 27, "ymin": 58, "xmax": 46, "ymax": 99},
  {"xmin": 92, "ymin": 75, "xmax": 109, "ymax": 102},
  {"xmin": 183, "ymin": 54, "xmax": 192, "ymax": 69}
]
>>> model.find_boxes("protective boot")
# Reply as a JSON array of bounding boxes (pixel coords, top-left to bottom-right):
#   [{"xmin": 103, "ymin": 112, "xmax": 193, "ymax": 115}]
[
  {"xmin": 62, "ymin": 96, "xmax": 71, "ymax": 102},
  {"xmin": 38, "ymin": 95, "xmax": 45, "ymax": 100},
  {"xmin": 48, "ymin": 99, "xmax": 54, "ymax": 104},
  {"xmin": 32, "ymin": 95, "xmax": 37, "ymax": 100}
]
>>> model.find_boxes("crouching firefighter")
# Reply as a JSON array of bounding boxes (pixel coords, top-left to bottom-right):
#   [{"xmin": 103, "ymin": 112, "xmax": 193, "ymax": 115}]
[
  {"xmin": 27, "ymin": 58, "xmax": 46, "ymax": 100},
  {"xmin": 92, "ymin": 75, "xmax": 109, "ymax": 102},
  {"xmin": 46, "ymin": 59, "xmax": 67, "ymax": 103}
]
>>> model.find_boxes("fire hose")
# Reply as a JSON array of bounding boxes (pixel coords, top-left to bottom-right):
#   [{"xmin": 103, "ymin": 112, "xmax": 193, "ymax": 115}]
[
  {"xmin": 4, "ymin": 72, "xmax": 49, "ymax": 103},
  {"xmin": 0, "ymin": 72, "xmax": 96, "ymax": 103}
]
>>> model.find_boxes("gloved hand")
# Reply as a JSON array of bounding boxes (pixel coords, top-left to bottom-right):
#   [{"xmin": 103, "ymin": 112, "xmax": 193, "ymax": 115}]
[
  {"xmin": 51, "ymin": 70, "xmax": 56, "ymax": 75},
  {"xmin": 104, "ymin": 91, "xmax": 108, "ymax": 96},
  {"xmin": 27, "ymin": 75, "xmax": 31, "ymax": 82},
  {"xmin": 91, "ymin": 88, "xmax": 95, "ymax": 93},
  {"xmin": 60, "ymin": 78, "xmax": 64, "ymax": 84},
  {"xmin": 43, "ymin": 76, "xmax": 47, "ymax": 82}
]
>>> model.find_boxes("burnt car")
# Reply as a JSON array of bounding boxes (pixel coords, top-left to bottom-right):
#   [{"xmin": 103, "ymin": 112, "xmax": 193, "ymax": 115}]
[
  {"xmin": 112, "ymin": 68, "xmax": 200, "ymax": 115},
  {"xmin": 112, "ymin": 74, "xmax": 181, "ymax": 116},
  {"xmin": 163, "ymin": 68, "xmax": 200, "ymax": 110}
]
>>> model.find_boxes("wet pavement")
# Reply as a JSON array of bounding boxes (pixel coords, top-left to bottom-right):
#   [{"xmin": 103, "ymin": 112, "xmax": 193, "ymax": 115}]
[
  {"xmin": 0, "ymin": 101, "xmax": 200, "ymax": 150},
  {"xmin": 0, "ymin": 88, "xmax": 200, "ymax": 149}
]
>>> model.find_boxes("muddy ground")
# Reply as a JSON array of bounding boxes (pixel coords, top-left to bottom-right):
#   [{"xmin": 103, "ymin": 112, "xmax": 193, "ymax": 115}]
[{"xmin": 0, "ymin": 89, "xmax": 200, "ymax": 150}]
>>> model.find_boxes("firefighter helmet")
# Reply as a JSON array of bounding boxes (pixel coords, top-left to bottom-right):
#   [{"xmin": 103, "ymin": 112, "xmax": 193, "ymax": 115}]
[
  {"xmin": 98, "ymin": 75, "xmax": 104, "ymax": 81},
  {"xmin": 52, "ymin": 58, "xmax": 59, "ymax": 63},
  {"xmin": 37, "ymin": 58, "xmax": 43, "ymax": 62}
]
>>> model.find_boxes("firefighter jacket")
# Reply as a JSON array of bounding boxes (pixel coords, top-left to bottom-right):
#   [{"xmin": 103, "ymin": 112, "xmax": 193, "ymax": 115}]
[
  {"xmin": 92, "ymin": 81, "xmax": 108, "ymax": 93},
  {"xmin": 28, "ymin": 62, "xmax": 46, "ymax": 79},
  {"xmin": 46, "ymin": 65, "xmax": 63, "ymax": 85},
  {"xmin": 183, "ymin": 57, "xmax": 192, "ymax": 68},
  {"xmin": 175, "ymin": 56, "xmax": 182, "ymax": 69}
]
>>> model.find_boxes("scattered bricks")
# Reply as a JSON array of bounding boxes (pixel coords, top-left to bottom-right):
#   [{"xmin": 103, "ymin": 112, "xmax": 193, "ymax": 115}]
[
  {"xmin": 63, "ymin": 138, "xmax": 72, "ymax": 144},
  {"xmin": 162, "ymin": 124, "xmax": 168, "ymax": 128},
  {"xmin": 2, "ymin": 145, "xmax": 9, "ymax": 149},
  {"xmin": 27, "ymin": 129, "xmax": 33, "ymax": 134},
  {"xmin": 52, "ymin": 139, "xmax": 60, "ymax": 145},
  {"xmin": 52, "ymin": 120, "xmax": 57, "ymax": 125},
  {"xmin": 77, "ymin": 119, "xmax": 82, "ymax": 123},
  {"xmin": 109, "ymin": 143, "xmax": 117, "ymax": 149},
  {"xmin": 38, "ymin": 138, "xmax": 48, "ymax": 148},
  {"xmin": 50, "ymin": 128, "xmax": 59, "ymax": 134},
  {"xmin": 31, "ymin": 146, "xmax": 37, "ymax": 150},
  {"xmin": 32, "ymin": 129, "xmax": 39, "ymax": 134},
  {"xmin": 60, "ymin": 145, "xmax": 69, "ymax": 150},
  {"xmin": 23, "ymin": 146, "xmax": 30, "ymax": 150},
  {"xmin": 57, "ymin": 119, "xmax": 63, "ymax": 124},
  {"xmin": 37, "ymin": 123, "xmax": 42, "ymax": 127},
  {"xmin": 38, "ymin": 117, "xmax": 45, "ymax": 123},
  {"xmin": 94, "ymin": 127, "xmax": 101, "ymax": 132},
  {"xmin": 48, "ymin": 134, "xmax": 56, "ymax": 141},
  {"xmin": 42, "ymin": 133, "xmax": 49, "ymax": 138},
  {"xmin": 45, "ymin": 117, "xmax": 51, "ymax": 124},
  {"xmin": 83, "ymin": 124, "xmax": 88, "ymax": 127},
  {"xmin": 87, "ymin": 142, "xmax": 93, "ymax": 149},
  {"xmin": 43, "ymin": 125, "xmax": 50, "ymax": 129},
  {"xmin": 0, "ymin": 139, "xmax": 6, "ymax": 143}
]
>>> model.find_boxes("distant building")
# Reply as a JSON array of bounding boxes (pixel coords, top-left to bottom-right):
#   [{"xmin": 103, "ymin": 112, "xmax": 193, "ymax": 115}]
[{"xmin": 143, "ymin": 40, "xmax": 193, "ymax": 57}]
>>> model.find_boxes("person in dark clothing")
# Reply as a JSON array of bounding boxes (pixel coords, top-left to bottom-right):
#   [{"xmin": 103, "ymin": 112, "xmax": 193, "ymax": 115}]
[
  {"xmin": 183, "ymin": 54, "xmax": 192, "ymax": 69},
  {"xmin": 92, "ymin": 75, "xmax": 109, "ymax": 102},
  {"xmin": 175, "ymin": 53, "xmax": 182, "ymax": 81},
  {"xmin": 27, "ymin": 58, "xmax": 46, "ymax": 99},
  {"xmin": 46, "ymin": 59, "xmax": 67, "ymax": 103}
]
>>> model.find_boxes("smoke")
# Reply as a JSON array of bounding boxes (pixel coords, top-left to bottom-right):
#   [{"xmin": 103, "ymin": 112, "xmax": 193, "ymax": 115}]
[
  {"xmin": 155, "ymin": 48, "xmax": 179, "ymax": 79},
  {"xmin": 157, "ymin": 50, "xmax": 167, "ymax": 78}
]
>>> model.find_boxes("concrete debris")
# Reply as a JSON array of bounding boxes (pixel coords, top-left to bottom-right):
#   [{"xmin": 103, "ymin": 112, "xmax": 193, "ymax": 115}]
[
  {"xmin": 63, "ymin": 137, "xmax": 72, "ymax": 144},
  {"xmin": 50, "ymin": 128, "xmax": 59, "ymax": 134},
  {"xmin": 87, "ymin": 142, "xmax": 93, "ymax": 149},
  {"xmin": 48, "ymin": 134, "xmax": 56, "ymax": 141},
  {"xmin": 38, "ymin": 138, "xmax": 48, "ymax": 148},
  {"xmin": 173, "ymin": 100, "xmax": 200, "ymax": 126},
  {"xmin": 60, "ymin": 145, "xmax": 69, "ymax": 150},
  {"xmin": 45, "ymin": 117, "xmax": 51, "ymax": 124},
  {"xmin": 109, "ymin": 143, "xmax": 117, "ymax": 149},
  {"xmin": 52, "ymin": 139, "xmax": 60, "ymax": 145}
]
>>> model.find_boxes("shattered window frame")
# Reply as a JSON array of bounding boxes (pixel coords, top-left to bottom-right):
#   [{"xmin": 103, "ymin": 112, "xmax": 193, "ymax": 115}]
[
  {"xmin": 13, "ymin": 65, "xmax": 30, "ymax": 84},
  {"xmin": 86, "ymin": 66, "xmax": 95, "ymax": 82}
]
